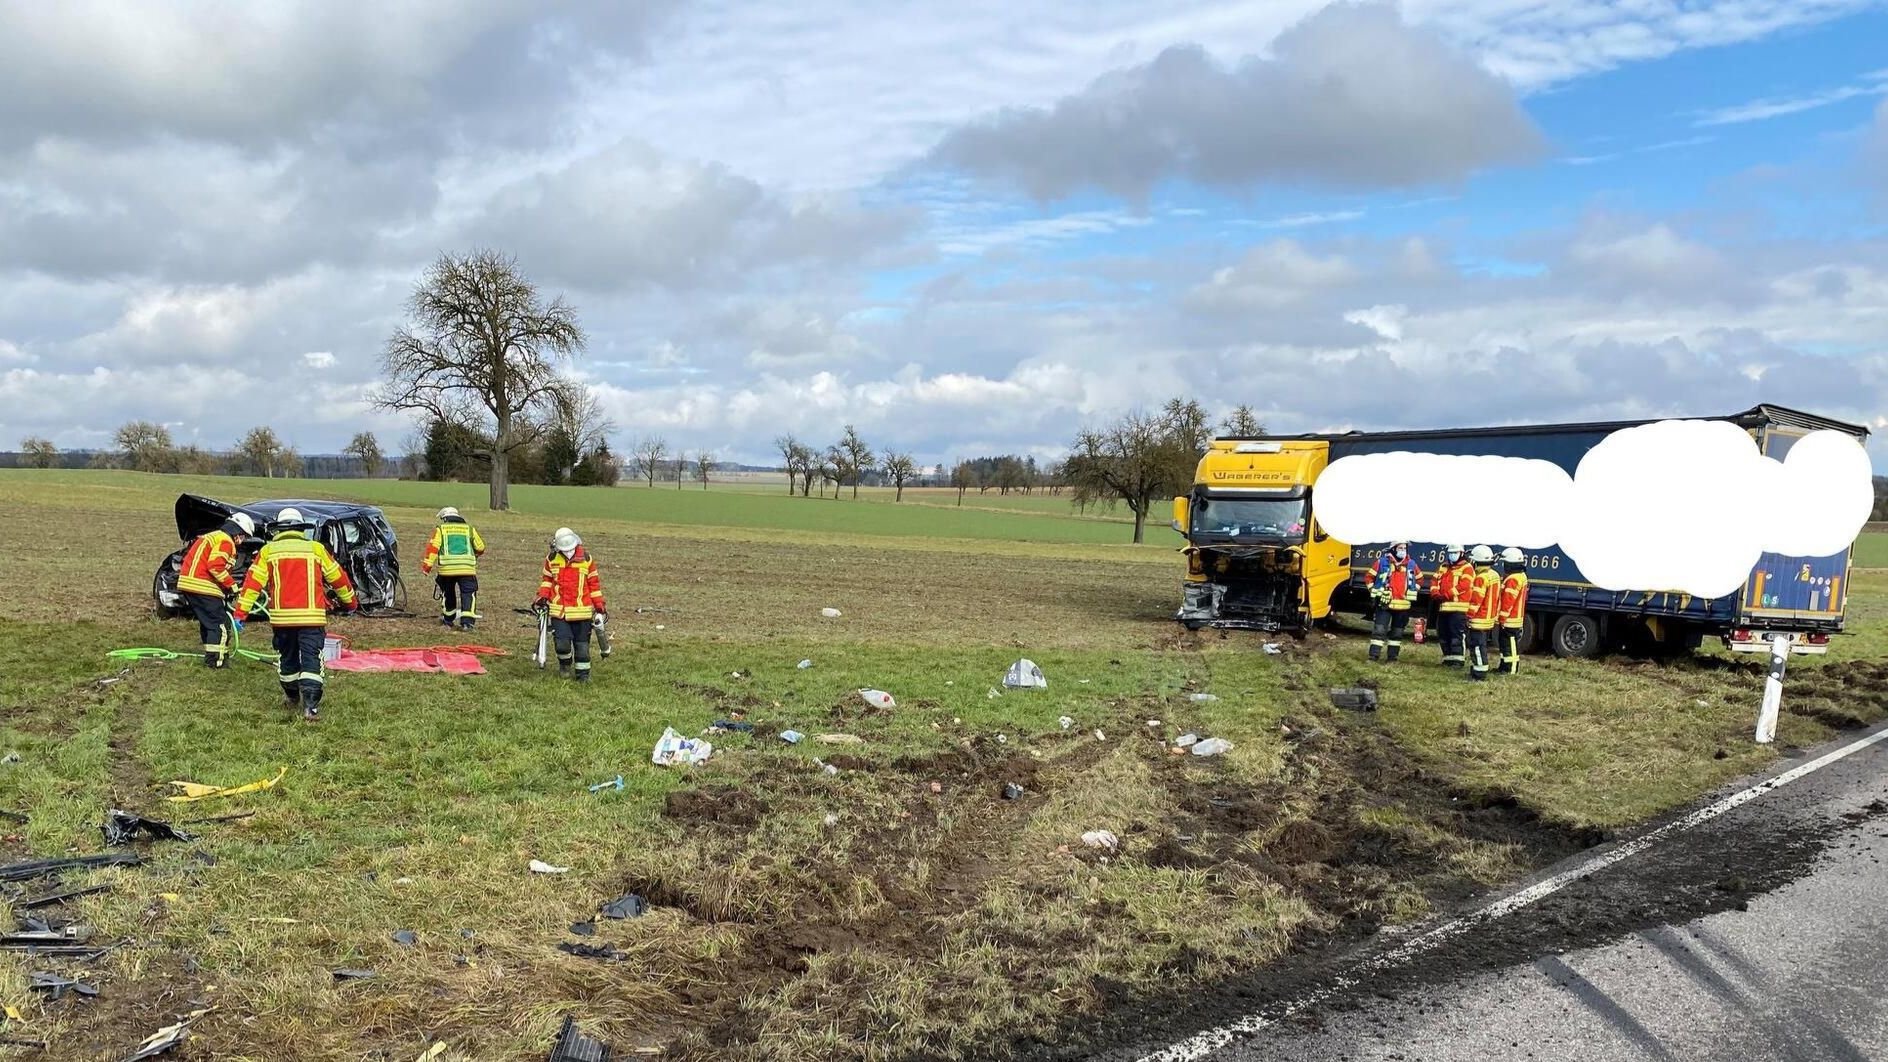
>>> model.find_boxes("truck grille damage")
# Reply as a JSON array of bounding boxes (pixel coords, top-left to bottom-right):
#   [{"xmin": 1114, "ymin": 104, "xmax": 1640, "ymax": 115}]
[{"xmin": 1176, "ymin": 547, "xmax": 1305, "ymax": 631}]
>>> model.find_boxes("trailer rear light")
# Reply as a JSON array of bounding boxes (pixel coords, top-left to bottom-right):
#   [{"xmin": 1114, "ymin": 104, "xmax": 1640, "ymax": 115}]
[
  {"xmin": 1730, "ymin": 629, "xmax": 1752, "ymax": 642},
  {"xmin": 1803, "ymin": 632, "xmax": 1830, "ymax": 645}
]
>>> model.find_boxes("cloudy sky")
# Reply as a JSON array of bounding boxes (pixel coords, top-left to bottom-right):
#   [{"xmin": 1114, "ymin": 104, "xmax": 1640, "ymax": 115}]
[{"xmin": 3, "ymin": 0, "xmax": 1887, "ymax": 469}]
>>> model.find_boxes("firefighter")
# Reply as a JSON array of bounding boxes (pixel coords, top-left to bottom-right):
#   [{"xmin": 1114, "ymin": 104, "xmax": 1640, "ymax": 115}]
[
  {"xmin": 421, "ymin": 506, "xmax": 486, "ymax": 630},
  {"xmin": 177, "ymin": 511, "xmax": 257, "ymax": 668},
  {"xmin": 1464, "ymin": 545, "xmax": 1501, "ymax": 681},
  {"xmin": 1496, "ymin": 546, "xmax": 1530, "ymax": 675},
  {"xmin": 1431, "ymin": 544, "xmax": 1474, "ymax": 668},
  {"xmin": 536, "ymin": 527, "xmax": 606, "ymax": 682},
  {"xmin": 1369, "ymin": 541, "xmax": 1421, "ymax": 662},
  {"xmin": 232, "ymin": 508, "xmax": 358, "ymax": 721}
]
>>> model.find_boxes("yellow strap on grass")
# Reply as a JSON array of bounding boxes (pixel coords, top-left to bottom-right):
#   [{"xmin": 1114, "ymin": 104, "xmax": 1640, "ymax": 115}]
[{"xmin": 165, "ymin": 766, "xmax": 288, "ymax": 803}]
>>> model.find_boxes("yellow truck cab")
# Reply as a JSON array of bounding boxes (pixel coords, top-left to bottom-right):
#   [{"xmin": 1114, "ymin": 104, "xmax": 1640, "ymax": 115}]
[{"xmin": 1171, "ymin": 438, "xmax": 1353, "ymax": 631}]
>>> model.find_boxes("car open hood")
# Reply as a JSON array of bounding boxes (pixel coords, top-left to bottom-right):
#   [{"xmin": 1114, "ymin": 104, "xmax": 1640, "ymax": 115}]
[{"xmin": 173, "ymin": 494, "xmax": 266, "ymax": 542}]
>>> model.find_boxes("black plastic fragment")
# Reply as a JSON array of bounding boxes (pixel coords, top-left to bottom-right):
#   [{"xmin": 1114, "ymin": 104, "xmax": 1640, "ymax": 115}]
[
  {"xmin": 569, "ymin": 921, "xmax": 596, "ymax": 936},
  {"xmin": 556, "ymin": 941, "xmax": 626, "ymax": 961},
  {"xmin": 19, "ymin": 883, "xmax": 112, "ymax": 908},
  {"xmin": 102, "ymin": 810, "xmax": 195, "ymax": 847},
  {"xmin": 0, "ymin": 852, "xmax": 141, "ymax": 883},
  {"xmin": 391, "ymin": 930, "xmax": 418, "ymax": 947},
  {"xmin": 332, "ymin": 968, "xmax": 376, "ymax": 981},
  {"xmin": 1328, "ymin": 687, "xmax": 1379, "ymax": 711},
  {"xmin": 29, "ymin": 971, "xmax": 100, "ymax": 1000},
  {"xmin": 549, "ymin": 1014, "xmax": 614, "ymax": 1061},
  {"xmin": 598, "ymin": 894, "xmax": 646, "ymax": 920}
]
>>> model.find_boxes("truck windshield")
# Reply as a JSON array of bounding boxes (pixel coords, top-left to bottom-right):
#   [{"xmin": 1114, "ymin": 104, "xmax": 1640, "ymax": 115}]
[{"xmin": 1190, "ymin": 496, "xmax": 1308, "ymax": 541}]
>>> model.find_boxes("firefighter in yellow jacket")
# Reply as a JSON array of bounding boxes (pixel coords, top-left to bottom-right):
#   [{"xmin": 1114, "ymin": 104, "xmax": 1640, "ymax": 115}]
[
  {"xmin": 536, "ymin": 527, "xmax": 607, "ymax": 681},
  {"xmin": 1431, "ymin": 544, "xmax": 1474, "ymax": 669},
  {"xmin": 1463, "ymin": 545, "xmax": 1501, "ymax": 682},
  {"xmin": 176, "ymin": 511, "xmax": 256, "ymax": 667},
  {"xmin": 421, "ymin": 506, "xmax": 485, "ymax": 630},
  {"xmin": 233, "ymin": 509, "xmax": 358, "ymax": 721},
  {"xmin": 1495, "ymin": 546, "xmax": 1530, "ymax": 675}
]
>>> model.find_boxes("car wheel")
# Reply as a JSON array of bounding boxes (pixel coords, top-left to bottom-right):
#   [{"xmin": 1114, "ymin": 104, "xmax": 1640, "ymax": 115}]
[{"xmin": 1550, "ymin": 613, "xmax": 1602, "ymax": 659}]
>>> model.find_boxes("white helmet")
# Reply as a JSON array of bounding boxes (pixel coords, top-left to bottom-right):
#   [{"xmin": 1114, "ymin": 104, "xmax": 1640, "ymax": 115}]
[
  {"xmin": 551, "ymin": 528, "xmax": 580, "ymax": 555},
  {"xmin": 437, "ymin": 506, "xmax": 459, "ymax": 521},
  {"xmin": 229, "ymin": 512, "xmax": 257, "ymax": 537},
  {"xmin": 1444, "ymin": 543, "xmax": 1465, "ymax": 558},
  {"xmin": 1500, "ymin": 546, "xmax": 1525, "ymax": 565},
  {"xmin": 276, "ymin": 507, "xmax": 308, "ymax": 529},
  {"xmin": 1470, "ymin": 544, "xmax": 1494, "ymax": 564}
]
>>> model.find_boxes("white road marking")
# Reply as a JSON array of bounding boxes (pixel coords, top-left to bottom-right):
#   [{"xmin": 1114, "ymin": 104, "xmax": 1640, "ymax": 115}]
[{"xmin": 1133, "ymin": 724, "xmax": 1888, "ymax": 1062}]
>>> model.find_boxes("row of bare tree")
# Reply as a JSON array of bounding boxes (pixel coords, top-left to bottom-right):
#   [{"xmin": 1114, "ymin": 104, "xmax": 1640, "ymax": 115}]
[{"xmin": 28, "ymin": 423, "xmax": 385, "ymax": 478}]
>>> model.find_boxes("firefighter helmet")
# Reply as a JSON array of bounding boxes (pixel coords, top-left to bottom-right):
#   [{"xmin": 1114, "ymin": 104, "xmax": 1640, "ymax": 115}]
[
  {"xmin": 229, "ymin": 512, "xmax": 257, "ymax": 537},
  {"xmin": 275, "ymin": 507, "xmax": 310, "ymax": 529},
  {"xmin": 437, "ymin": 506, "xmax": 459, "ymax": 521},
  {"xmin": 552, "ymin": 528, "xmax": 580, "ymax": 555},
  {"xmin": 1445, "ymin": 543, "xmax": 1464, "ymax": 558},
  {"xmin": 1500, "ymin": 546, "xmax": 1525, "ymax": 565},
  {"xmin": 1470, "ymin": 544, "xmax": 1494, "ymax": 564}
]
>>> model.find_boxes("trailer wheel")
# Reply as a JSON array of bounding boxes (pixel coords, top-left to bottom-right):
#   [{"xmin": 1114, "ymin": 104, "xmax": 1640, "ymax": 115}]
[
  {"xmin": 1519, "ymin": 614, "xmax": 1542, "ymax": 654},
  {"xmin": 1549, "ymin": 613, "xmax": 1602, "ymax": 659}
]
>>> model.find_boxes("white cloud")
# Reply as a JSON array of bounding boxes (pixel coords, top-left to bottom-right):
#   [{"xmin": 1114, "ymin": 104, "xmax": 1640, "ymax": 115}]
[
  {"xmin": 303, "ymin": 351, "xmax": 336, "ymax": 369},
  {"xmin": 1692, "ymin": 69, "xmax": 1888, "ymax": 126}
]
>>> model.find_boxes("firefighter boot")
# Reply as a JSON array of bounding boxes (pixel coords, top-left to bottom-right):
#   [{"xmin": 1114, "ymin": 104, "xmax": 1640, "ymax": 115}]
[{"xmin": 1386, "ymin": 641, "xmax": 1401, "ymax": 663}]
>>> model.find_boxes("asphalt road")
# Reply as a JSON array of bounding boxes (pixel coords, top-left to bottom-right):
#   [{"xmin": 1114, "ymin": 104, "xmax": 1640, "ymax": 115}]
[{"xmin": 1096, "ymin": 721, "xmax": 1888, "ymax": 1062}]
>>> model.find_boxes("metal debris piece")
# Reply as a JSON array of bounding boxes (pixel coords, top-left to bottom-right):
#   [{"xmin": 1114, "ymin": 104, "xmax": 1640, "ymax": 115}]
[
  {"xmin": 0, "ymin": 852, "xmax": 141, "ymax": 884},
  {"xmin": 391, "ymin": 930, "xmax": 418, "ymax": 947},
  {"xmin": 332, "ymin": 968, "xmax": 376, "ymax": 981},
  {"xmin": 599, "ymin": 894, "xmax": 646, "ymax": 920},
  {"xmin": 19, "ymin": 883, "xmax": 112, "ymax": 909},
  {"xmin": 569, "ymin": 921, "xmax": 596, "ymax": 936},
  {"xmin": 121, "ymin": 1007, "xmax": 212, "ymax": 1061},
  {"xmin": 102, "ymin": 811, "xmax": 195, "ymax": 847},
  {"xmin": 1328, "ymin": 687, "xmax": 1379, "ymax": 711},
  {"xmin": 549, "ymin": 1014, "xmax": 615, "ymax": 1062},
  {"xmin": 29, "ymin": 971, "xmax": 100, "ymax": 1000}
]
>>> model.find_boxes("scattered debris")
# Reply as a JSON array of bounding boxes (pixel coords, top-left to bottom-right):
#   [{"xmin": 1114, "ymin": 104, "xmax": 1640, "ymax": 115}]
[
  {"xmin": 1093, "ymin": 730, "xmax": 1106, "ymax": 742},
  {"xmin": 28, "ymin": 972, "xmax": 100, "ymax": 1000},
  {"xmin": 651, "ymin": 728, "xmax": 714, "ymax": 767},
  {"xmin": 1174, "ymin": 733, "xmax": 1200, "ymax": 748},
  {"xmin": 1080, "ymin": 830, "xmax": 1119, "ymax": 851},
  {"xmin": 813, "ymin": 759, "xmax": 840, "ymax": 776},
  {"xmin": 120, "ymin": 1007, "xmax": 212, "ymax": 1061},
  {"xmin": 95, "ymin": 667, "xmax": 134, "ymax": 688},
  {"xmin": 569, "ymin": 921, "xmax": 596, "ymax": 937},
  {"xmin": 995, "ymin": 734, "xmax": 1007, "ymax": 744},
  {"xmin": 728, "ymin": 670, "xmax": 747, "ymax": 680},
  {"xmin": 597, "ymin": 895, "xmax": 645, "ymax": 921},
  {"xmin": 928, "ymin": 781, "xmax": 943, "ymax": 794},
  {"xmin": 779, "ymin": 730, "xmax": 804, "ymax": 744},
  {"xmin": 1, "ymin": 926, "xmax": 93, "ymax": 949},
  {"xmin": 1002, "ymin": 659, "xmax": 1047, "ymax": 689},
  {"xmin": 1058, "ymin": 716, "xmax": 1075, "ymax": 730},
  {"xmin": 164, "ymin": 767, "xmax": 287, "ymax": 804},
  {"xmin": 587, "ymin": 775, "xmax": 624, "ymax": 793},
  {"xmin": 331, "ymin": 968, "xmax": 376, "ymax": 981},
  {"xmin": 1329, "ymin": 687, "xmax": 1379, "ymax": 711},
  {"xmin": 1, "ymin": 852, "xmax": 142, "ymax": 884},
  {"xmin": 549, "ymin": 1015, "xmax": 616, "ymax": 1062},
  {"xmin": 707, "ymin": 720, "xmax": 754, "ymax": 734},
  {"xmin": 814, "ymin": 733, "xmax": 864, "ymax": 746},
  {"xmin": 247, "ymin": 917, "xmax": 300, "ymax": 925},
  {"xmin": 178, "ymin": 810, "xmax": 257, "ymax": 826},
  {"xmin": 391, "ymin": 930, "xmax": 419, "ymax": 947},
  {"xmin": 1001, "ymin": 783, "xmax": 1025, "ymax": 801},
  {"xmin": 102, "ymin": 810, "xmax": 194, "ymax": 847},
  {"xmin": 0, "ymin": 752, "xmax": 20, "ymax": 765},
  {"xmin": 1187, "ymin": 693, "xmax": 1219, "ymax": 703},
  {"xmin": 654, "ymin": 625, "xmax": 666, "ymax": 631},
  {"xmin": 1262, "ymin": 643, "xmax": 1282, "ymax": 654},
  {"xmin": 820, "ymin": 608, "xmax": 843, "ymax": 618},
  {"xmin": 1190, "ymin": 738, "xmax": 1233, "ymax": 757},
  {"xmin": 1146, "ymin": 719, "xmax": 1161, "ymax": 728},
  {"xmin": 529, "ymin": 860, "xmax": 570, "ymax": 875},
  {"xmin": 416, "ymin": 1045, "xmax": 447, "ymax": 1062},
  {"xmin": 18, "ymin": 883, "xmax": 112, "ymax": 909},
  {"xmin": 557, "ymin": 941, "xmax": 627, "ymax": 962},
  {"xmin": 986, "ymin": 687, "xmax": 1002, "ymax": 700},
  {"xmin": 857, "ymin": 689, "xmax": 896, "ymax": 710},
  {"xmin": 822, "ymin": 813, "xmax": 840, "ymax": 827}
]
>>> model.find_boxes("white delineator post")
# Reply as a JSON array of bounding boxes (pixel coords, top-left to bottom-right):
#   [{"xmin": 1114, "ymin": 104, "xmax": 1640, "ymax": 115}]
[{"xmin": 1755, "ymin": 633, "xmax": 1792, "ymax": 744}]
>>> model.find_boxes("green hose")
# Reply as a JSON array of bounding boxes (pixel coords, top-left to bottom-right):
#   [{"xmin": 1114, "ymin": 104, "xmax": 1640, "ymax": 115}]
[{"xmin": 110, "ymin": 625, "xmax": 278, "ymax": 664}]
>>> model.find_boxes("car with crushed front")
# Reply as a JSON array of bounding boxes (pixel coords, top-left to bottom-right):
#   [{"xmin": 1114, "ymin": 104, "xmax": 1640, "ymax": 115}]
[{"xmin": 153, "ymin": 494, "xmax": 407, "ymax": 619}]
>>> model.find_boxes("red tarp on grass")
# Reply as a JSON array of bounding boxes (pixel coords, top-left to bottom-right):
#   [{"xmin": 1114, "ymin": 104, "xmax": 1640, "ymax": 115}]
[{"xmin": 326, "ymin": 648, "xmax": 490, "ymax": 675}]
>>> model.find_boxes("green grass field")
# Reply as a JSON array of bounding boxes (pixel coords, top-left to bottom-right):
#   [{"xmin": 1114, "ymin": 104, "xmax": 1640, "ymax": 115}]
[{"xmin": 2, "ymin": 469, "xmax": 1883, "ymax": 1061}]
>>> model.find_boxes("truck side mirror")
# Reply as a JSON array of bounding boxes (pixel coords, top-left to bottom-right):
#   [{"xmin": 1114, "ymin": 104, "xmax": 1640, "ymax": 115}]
[{"xmin": 1171, "ymin": 496, "xmax": 1189, "ymax": 534}]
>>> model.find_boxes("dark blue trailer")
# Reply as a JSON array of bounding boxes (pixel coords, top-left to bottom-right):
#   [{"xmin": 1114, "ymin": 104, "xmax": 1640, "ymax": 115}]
[{"xmin": 1316, "ymin": 405, "xmax": 1866, "ymax": 658}]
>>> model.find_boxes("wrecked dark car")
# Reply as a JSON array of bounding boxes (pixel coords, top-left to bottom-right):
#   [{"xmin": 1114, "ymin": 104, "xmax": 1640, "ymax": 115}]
[{"xmin": 153, "ymin": 494, "xmax": 407, "ymax": 619}]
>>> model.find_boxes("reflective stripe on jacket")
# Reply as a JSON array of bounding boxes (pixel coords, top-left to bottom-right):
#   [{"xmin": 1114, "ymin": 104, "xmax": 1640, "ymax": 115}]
[
  {"xmin": 1435, "ymin": 559, "xmax": 1475, "ymax": 613},
  {"xmin": 422, "ymin": 520, "xmax": 485, "ymax": 576},
  {"xmin": 1372, "ymin": 553, "xmax": 1421, "ymax": 611},
  {"xmin": 234, "ymin": 531, "xmax": 357, "ymax": 626},
  {"xmin": 179, "ymin": 529, "xmax": 238, "ymax": 597},
  {"xmin": 1466, "ymin": 567, "xmax": 1502, "ymax": 629},
  {"xmin": 538, "ymin": 547, "xmax": 605, "ymax": 621},
  {"xmin": 1498, "ymin": 571, "xmax": 1530, "ymax": 629}
]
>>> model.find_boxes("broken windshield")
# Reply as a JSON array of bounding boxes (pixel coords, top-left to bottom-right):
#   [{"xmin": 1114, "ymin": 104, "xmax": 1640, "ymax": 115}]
[{"xmin": 1190, "ymin": 495, "xmax": 1308, "ymax": 542}]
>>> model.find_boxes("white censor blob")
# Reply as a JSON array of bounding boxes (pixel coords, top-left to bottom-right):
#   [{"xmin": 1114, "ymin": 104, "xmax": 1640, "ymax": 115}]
[
  {"xmin": 1315, "ymin": 421, "xmax": 1873, "ymax": 599},
  {"xmin": 1316, "ymin": 452, "xmax": 1569, "ymax": 548}
]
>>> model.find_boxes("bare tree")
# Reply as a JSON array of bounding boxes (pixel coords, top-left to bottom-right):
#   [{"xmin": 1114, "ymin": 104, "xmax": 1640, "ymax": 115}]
[
  {"xmin": 19, "ymin": 436, "xmax": 57, "ymax": 469},
  {"xmin": 344, "ymin": 432, "xmax": 385, "ymax": 477},
  {"xmin": 552, "ymin": 381, "xmax": 616, "ymax": 454},
  {"xmin": 174, "ymin": 445, "xmax": 225, "ymax": 475},
  {"xmin": 950, "ymin": 460, "xmax": 973, "ymax": 506},
  {"xmin": 825, "ymin": 446, "xmax": 851, "ymax": 501},
  {"xmin": 1064, "ymin": 398, "xmax": 1213, "ymax": 544},
  {"xmin": 238, "ymin": 427, "xmax": 295, "ymax": 478},
  {"xmin": 883, "ymin": 453, "xmax": 917, "ymax": 501},
  {"xmin": 775, "ymin": 435, "xmax": 801, "ymax": 494},
  {"xmin": 1221, "ymin": 404, "xmax": 1266, "ymax": 437},
  {"xmin": 837, "ymin": 424, "xmax": 874, "ymax": 498},
  {"xmin": 114, "ymin": 421, "xmax": 176, "ymax": 473},
  {"xmin": 633, "ymin": 436, "xmax": 668, "ymax": 488},
  {"xmin": 790, "ymin": 443, "xmax": 820, "ymax": 497},
  {"xmin": 376, "ymin": 249, "xmax": 586, "ymax": 510},
  {"xmin": 695, "ymin": 450, "xmax": 714, "ymax": 489},
  {"xmin": 674, "ymin": 453, "xmax": 687, "ymax": 489}
]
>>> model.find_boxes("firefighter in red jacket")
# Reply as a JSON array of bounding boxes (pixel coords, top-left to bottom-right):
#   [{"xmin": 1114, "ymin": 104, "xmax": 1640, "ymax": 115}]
[
  {"xmin": 1431, "ymin": 544, "xmax": 1474, "ymax": 669},
  {"xmin": 232, "ymin": 508, "xmax": 358, "ymax": 720},
  {"xmin": 1369, "ymin": 541, "xmax": 1421, "ymax": 662},
  {"xmin": 177, "ymin": 511, "xmax": 256, "ymax": 668},
  {"xmin": 1463, "ymin": 545, "xmax": 1501, "ymax": 681},
  {"xmin": 1496, "ymin": 546, "xmax": 1530, "ymax": 675},
  {"xmin": 536, "ymin": 527, "xmax": 606, "ymax": 682}
]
